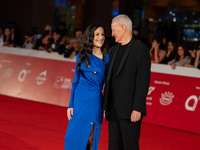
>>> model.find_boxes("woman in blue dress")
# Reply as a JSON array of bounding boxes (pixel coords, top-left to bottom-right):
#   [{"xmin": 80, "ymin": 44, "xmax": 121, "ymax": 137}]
[{"xmin": 64, "ymin": 24, "xmax": 109, "ymax": 150}]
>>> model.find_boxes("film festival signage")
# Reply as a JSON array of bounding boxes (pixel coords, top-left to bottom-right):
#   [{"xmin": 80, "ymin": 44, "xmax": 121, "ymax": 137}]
[{"xmin": 0, "ymin": 46, "xmax": 200, "ymax": 133}]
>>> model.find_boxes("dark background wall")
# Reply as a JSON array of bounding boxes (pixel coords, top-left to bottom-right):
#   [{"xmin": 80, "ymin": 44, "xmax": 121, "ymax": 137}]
[
  {"xmin": 0, "ymin": 0, "xmax": 142, "ymax": 39},
  {"xmin": 0, "ymin": 0, "xmax": 55, "ymax": 36},
  {"xmin": 82, "ymin": 0, "xmax": 113, "ymax": 35}
]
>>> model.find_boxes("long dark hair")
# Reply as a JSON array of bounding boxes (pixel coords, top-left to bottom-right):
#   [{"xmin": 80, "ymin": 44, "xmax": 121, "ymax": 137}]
[
  {"xmin": 175, "ymin": 44, "xmax": 190, "ymax": 61},
  {"xmin": 77, "ymin": 23, "xmax": 107, "ymax": 71},
  {"xmin": 151, "ymin": 36, "xmax": 165, "ymax": 54},
  {"xmin": 3, "ymin": 27, "xmax": 12, "ymax": 43},
  {"xmin": 154, "ymin": 36, "xmax": 165, "ymax": 50},
  {"xmin": 168, "ymin": 40, "xmax": 177, "ymax": 56}
]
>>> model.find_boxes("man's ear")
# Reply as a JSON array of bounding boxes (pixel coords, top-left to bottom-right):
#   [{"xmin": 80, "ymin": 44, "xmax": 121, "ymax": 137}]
[{"xmin": 121, "ymin": 25, "xmax": 126, "ymax": 33}]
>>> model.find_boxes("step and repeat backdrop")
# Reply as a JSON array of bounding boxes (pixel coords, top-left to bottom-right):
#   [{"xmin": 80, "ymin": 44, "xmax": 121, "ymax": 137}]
[
  {"xmin": 0, "ymin": 46, "xmax": 200, "ymax": 133},
  {"xmin": 0, "ymin": 47, "xmax": 75, "ymax": 107}
]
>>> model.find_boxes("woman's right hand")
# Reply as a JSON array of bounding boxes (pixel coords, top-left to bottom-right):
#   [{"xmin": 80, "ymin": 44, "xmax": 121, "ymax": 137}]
[
  {"xmin": 154, "ymin": 45, "xmax": 159, "ymax": 52},
  {"xmin": 67, "ymin": 108, "xmax": 73, "ymax": 121},
  {"xmin": 171, "ymin": 63, "xmax": 176, "ymax": 70}
]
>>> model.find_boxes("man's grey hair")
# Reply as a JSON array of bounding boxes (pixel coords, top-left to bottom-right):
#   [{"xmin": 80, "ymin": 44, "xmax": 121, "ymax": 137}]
[{"xmin": 112, "ymin": 14, "xmax": 132, "ymax": 32}]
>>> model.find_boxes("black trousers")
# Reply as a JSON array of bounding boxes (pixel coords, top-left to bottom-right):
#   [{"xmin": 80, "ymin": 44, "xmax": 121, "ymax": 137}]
[{"xmin": 108, "ymin": 103, "xmax": 142, "ymax": 150}]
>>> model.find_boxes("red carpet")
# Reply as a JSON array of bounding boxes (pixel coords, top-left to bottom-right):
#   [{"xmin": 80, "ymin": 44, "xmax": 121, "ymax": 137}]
[{"xmin": 0, "ymin": 95, "xmax": 200, "ymax": 150}]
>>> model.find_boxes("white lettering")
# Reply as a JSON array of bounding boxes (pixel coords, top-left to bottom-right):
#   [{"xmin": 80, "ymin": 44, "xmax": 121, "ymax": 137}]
[
  {"xmin": 196, "ymin": 86, "xmax": 200, "ymax": 90},
  {"xmin": 1, "ymin": 59, "xmax": 12, "ymax": 63},
  {"xmin": 146, "ymin": 97, "xmax": 152, "ymax": 100},
  {"xmin": 146, "ymin": 102, "xmax": 152, "ymax": 105},
  {"xmin": 148, "ymin": 86, "xmax": 155, "ymax": 95},
  {"xmin": 154, "ymin": 80, "xmax": 170, "ymax": 85},
  {"xmin": 185, "ymin": 95, "xmax": 199, "ymax": 111},
  {"xmin": 18, "ymin": 69, "xmax": 27, "ymax": 82},
  {"xmin": 36, "ymin": 70, "xmax": 47, "ymax": 85}
]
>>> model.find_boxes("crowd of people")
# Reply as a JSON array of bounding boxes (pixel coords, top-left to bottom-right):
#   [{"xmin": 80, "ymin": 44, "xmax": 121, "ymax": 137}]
[
  {"xmin": 148, "ymin": 34, "xmax": 200, "ymax": 70},
  {"xmin": 130, "ymin": 21, "xmax": 200, "ymax": 70},
  {"xmin": 0, "ymin": 22, "xmax": 83, "ymax": 59},
  {"xmin": 0, "ymin": 21, "xmax": 200, "ymax": 69}
]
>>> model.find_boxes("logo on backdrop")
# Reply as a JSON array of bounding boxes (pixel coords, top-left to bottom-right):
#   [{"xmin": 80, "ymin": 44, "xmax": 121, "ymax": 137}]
[
  {"xmin": 146, "ymin": 86, "xmax": 156, "ymax": 105},
  {"xmin": 160, "ymin": 92, "xmax": 174, "ymax": 106},
  {"xmin": 154, "ymin": 80, "xmax": 170, "ymax": 85},
  {"xmin": 1, "ymin": 59, "xmax": 12, "ymax": 63},
  {"xmin": 26, "ymin": 63, "xmax": 31, "ymax": 66},
  {"xmin": 54, "ymin": 76, "xmax": 72, "ymax": 89},
  {"xmin": 18, "ymin": 69, "xmax": 31, "ymax": 82},
  {"xmin": 196, "ymin": 86, "xmax": 200, "ymax": 90},
  {"xmin": 148, "ymin": 86, "xmax": 156, "ymax": 95},
  {"xmin": 185, "ymin": 95, "xmax": 200, "ymax": 111},
  {"xmin": 3, "ymin": 68, "xmax": 13, "ymax": 79},
  {"xmin": 36, "ymin": 70, "xmax": 47, "ymax": 85},
  {"xmin": 0, "ymin": 64, "xmax": 2, "ymax": 68},
  {"xmin": 54, "ymin": 76, "xmax": 64, "ymax": 88},
  {"xmin": 62, "ymin": 78, "xmax": 72, "ymax": 89}
]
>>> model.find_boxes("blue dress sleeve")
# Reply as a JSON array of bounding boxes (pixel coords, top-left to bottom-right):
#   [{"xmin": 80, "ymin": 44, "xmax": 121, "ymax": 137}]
[{"xmin": 68, "ymin": 54, "xmax": 80, "ymax": 108}]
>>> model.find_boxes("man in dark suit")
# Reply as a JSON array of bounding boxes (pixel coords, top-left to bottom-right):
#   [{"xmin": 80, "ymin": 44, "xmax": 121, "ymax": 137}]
[{"xmin": 103, "ymin": 14, "xmax": 151, "ymax": 150}]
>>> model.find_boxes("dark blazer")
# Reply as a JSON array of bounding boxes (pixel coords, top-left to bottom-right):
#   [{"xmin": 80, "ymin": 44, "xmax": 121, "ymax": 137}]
[{"xmin": 103, "ymin": 37, "xmax": 151, "ymax": 120}]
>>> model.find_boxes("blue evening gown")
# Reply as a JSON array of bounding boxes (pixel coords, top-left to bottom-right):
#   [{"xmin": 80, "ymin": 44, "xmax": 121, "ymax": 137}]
[{"xmin": 65, "ymin": 53, "xmax": 109, "ymax": 150}]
